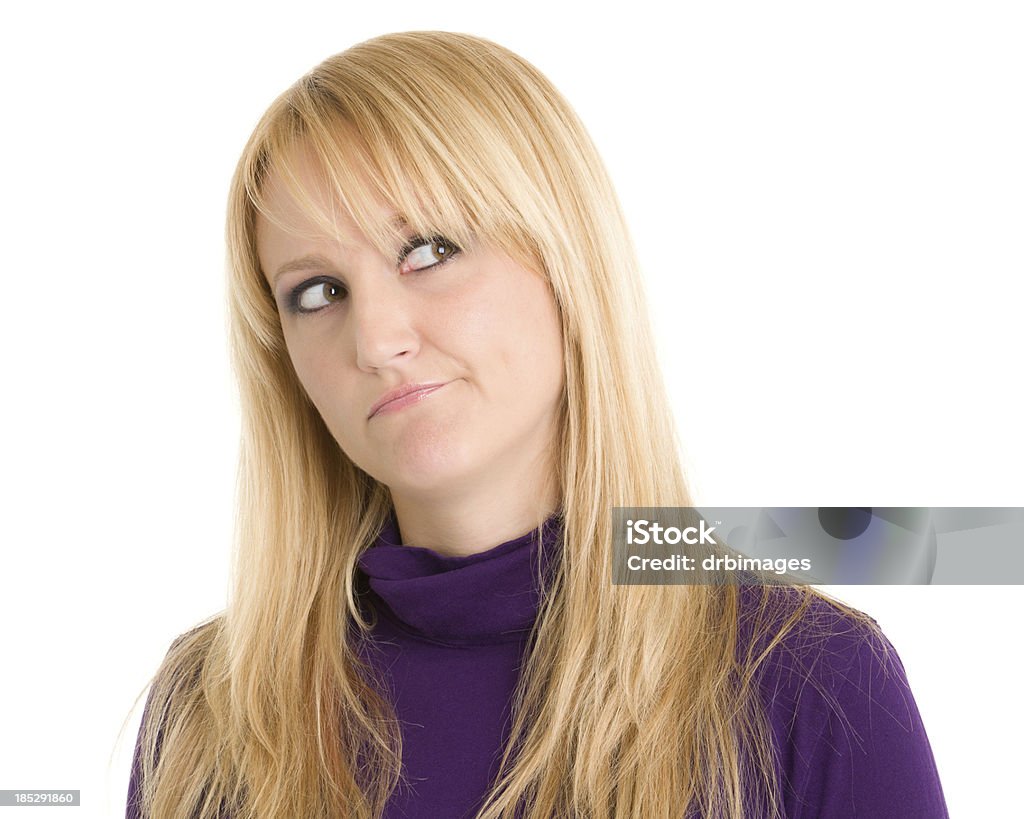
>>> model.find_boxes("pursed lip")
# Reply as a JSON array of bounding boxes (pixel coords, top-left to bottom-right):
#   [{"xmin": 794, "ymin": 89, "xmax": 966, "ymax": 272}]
[{"xmin": 368, "ymin": 382, "xmax": 449, "ymax": 419}]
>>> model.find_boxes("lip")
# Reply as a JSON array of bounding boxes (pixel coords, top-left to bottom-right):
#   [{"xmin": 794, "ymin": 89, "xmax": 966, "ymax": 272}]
[{"xmin": 368, "ymin": 381, "xmax": 449, "ymax": 419}]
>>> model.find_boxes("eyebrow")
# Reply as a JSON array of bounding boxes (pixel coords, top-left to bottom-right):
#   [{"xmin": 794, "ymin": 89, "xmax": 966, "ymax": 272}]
[
  {"xmin": 269, "ymin": 214, "xmax": 410, "ymax": 287},
  {"xmin": 271, "ymin": 254, "xmax": 335, "ymax": 286}
]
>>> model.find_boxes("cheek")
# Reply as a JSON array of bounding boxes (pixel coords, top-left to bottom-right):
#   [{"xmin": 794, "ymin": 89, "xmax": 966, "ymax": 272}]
[
  {"xmin": 500, "ymin": 285, "xmax": 564, "ymax": 390},
  {"xmin": 285, "ymin": 338, "xmax": 352, "ymax": 423},
  {"xmin": 434, "ymin": 278, "xmax": 506, "ymax": 368},
  {"xmin": 290, "ymin": 346, "xmax": 327, "ymax": 398},
  {"xmin": 534, "ymin": 304, "xmax": 565, "ymax": 394},
  {"xmin": 516, "ymin": 276, "xmax": 563, "ymax": 359}
]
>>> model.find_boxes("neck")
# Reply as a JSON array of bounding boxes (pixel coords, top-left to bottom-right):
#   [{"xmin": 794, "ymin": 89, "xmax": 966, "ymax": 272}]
[{"xmin": 390, "ymin": 466, "xmax": 560, "ymax": 558}]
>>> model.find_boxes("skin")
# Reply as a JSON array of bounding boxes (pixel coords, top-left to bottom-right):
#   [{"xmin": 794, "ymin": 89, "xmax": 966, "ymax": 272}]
[{"xmin": 255, "ymin": 153, "xmax": 565, "ymax": 557}]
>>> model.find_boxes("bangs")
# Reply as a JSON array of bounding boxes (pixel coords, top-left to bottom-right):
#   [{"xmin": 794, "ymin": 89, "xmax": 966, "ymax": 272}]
[{"xmin": 244, "ymin": 71, "xmax": 536, "ymax": 273}]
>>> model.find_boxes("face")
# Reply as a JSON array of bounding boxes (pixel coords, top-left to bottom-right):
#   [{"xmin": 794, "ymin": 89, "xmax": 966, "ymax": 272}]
[{"xmin": 255, "ymin": 155, "xmax": 565, "ymax": 506}]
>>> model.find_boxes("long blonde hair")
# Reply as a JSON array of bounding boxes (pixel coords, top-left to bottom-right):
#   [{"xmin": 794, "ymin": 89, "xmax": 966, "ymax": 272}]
[{"xmin": 131, "ymin": 31, "xmax": 868, "ymax": 818}]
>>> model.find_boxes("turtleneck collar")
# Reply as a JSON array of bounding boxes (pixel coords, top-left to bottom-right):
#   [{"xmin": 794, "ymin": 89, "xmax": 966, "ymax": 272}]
[{"xmin": 356, "ymin": 512, "xmax": 564, "ymax": 646}]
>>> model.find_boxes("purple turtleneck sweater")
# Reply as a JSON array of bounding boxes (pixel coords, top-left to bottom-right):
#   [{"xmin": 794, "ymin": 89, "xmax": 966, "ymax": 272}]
[
  {"xmin": 127, "ymin": 513, "xmax": 949, "ymax": 818},
  {"xmin": 351, "ymin": 514, "xmax": 565, "ymax": 818}
]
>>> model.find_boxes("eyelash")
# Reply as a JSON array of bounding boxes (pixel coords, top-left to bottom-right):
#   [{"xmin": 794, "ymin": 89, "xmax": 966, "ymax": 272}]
[{"xmin": 284, "ymin": 235, "xmax": 461, "ymax": 316}]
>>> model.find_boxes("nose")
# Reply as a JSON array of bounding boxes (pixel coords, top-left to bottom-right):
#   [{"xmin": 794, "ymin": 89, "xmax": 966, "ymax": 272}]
[{"xmin": 351, "ymin": 277, "xmax": 420, "ymax": 372}]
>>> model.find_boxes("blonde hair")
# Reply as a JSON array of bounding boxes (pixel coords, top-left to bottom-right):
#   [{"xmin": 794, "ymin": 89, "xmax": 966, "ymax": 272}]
[{"xmin": 130, "ymin": 31, "xmax": 874, "ymax": 818}]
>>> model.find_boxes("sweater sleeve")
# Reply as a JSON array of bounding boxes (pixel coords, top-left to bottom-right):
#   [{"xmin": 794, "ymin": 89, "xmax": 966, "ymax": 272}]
[{"xmin": 780, "ymin": 623, "xmax": 949, "ymax": 819}]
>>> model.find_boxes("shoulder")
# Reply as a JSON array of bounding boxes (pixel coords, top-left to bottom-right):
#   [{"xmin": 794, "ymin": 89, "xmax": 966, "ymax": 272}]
[
  {"xmin": 127, "ymin": 618, "xmax": 224, "ymax": 817},
  {"xmin": 737, "ymin": 587, "xmax": 949, "ymax": 819},
  {"xmin": 143, "ymin": 617, "xmax": 224, "ymax": 738},
  {"xmin": 738, "ymin": 587, "xmax": 889, "ymax": 698},
  {"xmin": 159, "ymin": 617, "xmax": 224, "ymax": 684}
]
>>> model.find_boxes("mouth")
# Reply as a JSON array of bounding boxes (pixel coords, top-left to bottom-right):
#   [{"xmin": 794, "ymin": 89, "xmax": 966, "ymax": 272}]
[{"xmin": 368, "ymin": 382, "xmax": 449, "ymax": 419}]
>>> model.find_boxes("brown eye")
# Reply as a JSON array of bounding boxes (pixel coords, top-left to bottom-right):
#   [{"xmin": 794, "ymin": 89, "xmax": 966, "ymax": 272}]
[
  {"xmin": 293, "ymin": 279, "xmax": 347, "ymax": 313},
  {"xmin": 400, "ymin": 235, "xmax": 461, "ymax": 272},
  {"xmin": 432, "ymin": 239, "xmax": 455, "ymax": 259}
]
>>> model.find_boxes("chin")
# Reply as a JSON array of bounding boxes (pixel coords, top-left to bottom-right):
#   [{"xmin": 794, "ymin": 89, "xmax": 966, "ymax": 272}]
[
  {"xmin": 374, "ymin": 434, "xmax": 482, "ymax": 497},
  {"xmin": 384, "ymin": 456, "xmax": 478, "ymax": 498}
]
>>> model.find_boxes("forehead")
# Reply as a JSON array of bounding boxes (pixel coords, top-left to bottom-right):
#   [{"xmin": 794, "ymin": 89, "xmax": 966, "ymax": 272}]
[
  {"xmin": 255, "ymin": 146, "xmax": 381, "ymax": 238},
  {"xmin": 254, "ymin": 148, "xmax": 410, "ymax": 281}
]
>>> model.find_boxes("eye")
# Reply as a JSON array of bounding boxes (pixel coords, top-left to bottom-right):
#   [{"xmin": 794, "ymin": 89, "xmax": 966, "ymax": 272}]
[
  {"xmin": 398, "ymin": 235, "xmax": 461, "ymax": 273},
  {"xmin": 288, "ymin": 277, "xmax": 348, "ymax": 314}
]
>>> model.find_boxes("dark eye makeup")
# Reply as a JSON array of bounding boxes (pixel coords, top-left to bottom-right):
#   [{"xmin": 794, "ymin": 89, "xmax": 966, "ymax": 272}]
[{"xmin": 282, "ymin": 234, "xmax": 462, "ymax": 316}]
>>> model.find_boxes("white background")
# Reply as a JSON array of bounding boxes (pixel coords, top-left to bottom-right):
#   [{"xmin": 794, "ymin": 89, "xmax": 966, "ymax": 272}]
[{"xmin": 0, "ymin": 2, "xmax": 1020, "ymax": 816}]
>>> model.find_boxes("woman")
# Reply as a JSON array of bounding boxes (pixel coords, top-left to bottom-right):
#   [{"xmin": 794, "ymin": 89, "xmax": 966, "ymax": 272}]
[{"xmin": 127, "ymin": 31, "xmax": 948, "ymax": 818}]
